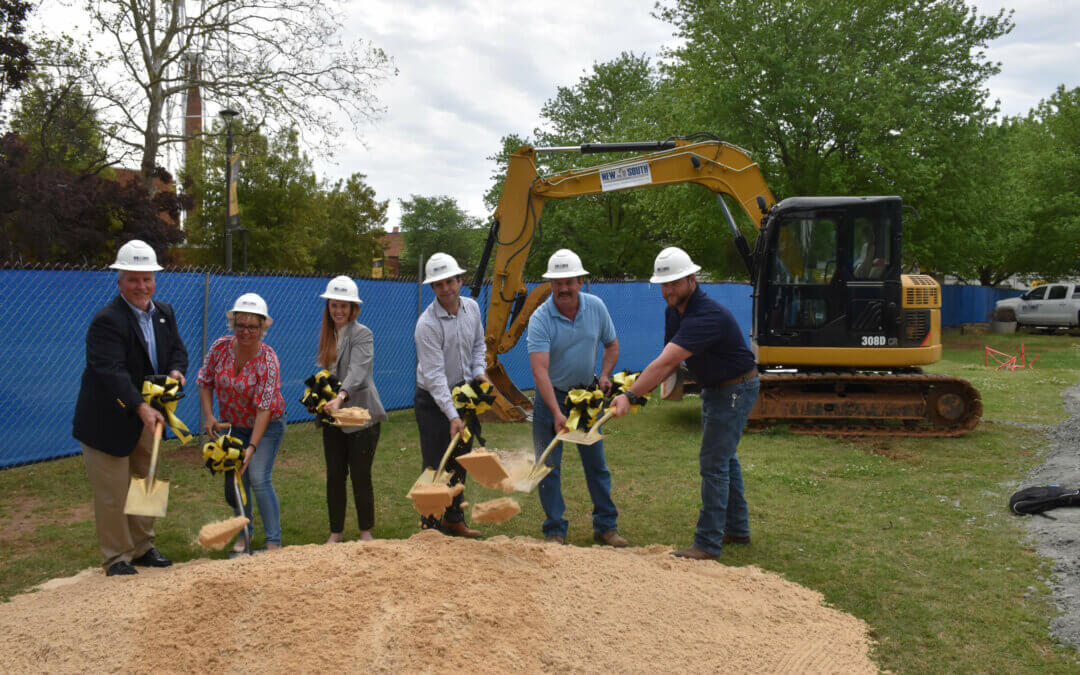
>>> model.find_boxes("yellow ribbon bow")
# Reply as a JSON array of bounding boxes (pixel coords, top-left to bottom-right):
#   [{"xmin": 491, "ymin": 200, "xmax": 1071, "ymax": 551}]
[
  {"xmin": 610, "ymin": 370, "xmax": 649, "ymax": 412},
  {"xmin": 201, "ymin": 434, "xmax": 247, "ymax": 505},
  {"xmin": 202, "ymin": 434, "xmax": 245, "ymax": 473},
  {"xmin": 450, "ymin": 379, "xmax": 496, "ymax": 444},
  {"xmin": 564, "ymin": 385, "xmax": 605, "ymax": 431},
  {"xmin": 141, "ymin": 376, "xmax": 192, "ymax": 443},
  {"xmin": 300, "ymin": 369, "xmax": 341, "ymax": 415}
]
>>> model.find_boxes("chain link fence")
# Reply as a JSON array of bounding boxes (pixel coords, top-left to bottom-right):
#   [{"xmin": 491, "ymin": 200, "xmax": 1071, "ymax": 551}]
[{"xmin": 0, "ymin": 264, "xmax": 1016, "ymax": 468}]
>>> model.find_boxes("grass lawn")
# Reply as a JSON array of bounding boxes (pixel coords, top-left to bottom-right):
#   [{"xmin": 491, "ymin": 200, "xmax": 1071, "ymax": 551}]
[{"xmin": 2, "ymin": 329, "xmax": 1079, "ymax": 672}]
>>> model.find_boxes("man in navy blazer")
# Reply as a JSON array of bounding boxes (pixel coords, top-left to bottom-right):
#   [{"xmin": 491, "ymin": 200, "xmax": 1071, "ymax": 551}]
[{"xmin": 73, "ymin": 240, "xmax": 188, "ymax": 576}]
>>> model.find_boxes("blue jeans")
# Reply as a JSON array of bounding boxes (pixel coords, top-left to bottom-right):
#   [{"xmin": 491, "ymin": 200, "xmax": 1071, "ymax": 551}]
[
  {"xmin": 696, "ymin": 378, "xmax": 759, "ymax": 555},
  {"xmin": 230, "ymin": 417, "xmax": 285, "ymax": 546},
  {"xmin": 533, "ymin": 393, "xmax": 618, "ymax": 538}
]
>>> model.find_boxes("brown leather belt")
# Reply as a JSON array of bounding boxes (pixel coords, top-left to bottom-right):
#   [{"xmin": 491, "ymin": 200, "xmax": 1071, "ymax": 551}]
[{"xmin": 714, "ymin": 368, "xmax": 758, "ymax": 387}]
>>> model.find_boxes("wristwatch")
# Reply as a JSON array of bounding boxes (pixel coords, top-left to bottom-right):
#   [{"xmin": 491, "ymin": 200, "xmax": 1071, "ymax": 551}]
[{"xmin": 624, "ymin": 391, "xmax": 645, "ymax": 407}]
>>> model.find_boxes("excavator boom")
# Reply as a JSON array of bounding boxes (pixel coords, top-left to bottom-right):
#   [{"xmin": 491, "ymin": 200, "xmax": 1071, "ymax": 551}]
[{"xmin": 478, "ymin": 138, "xmax": 774, "ymax": 420}]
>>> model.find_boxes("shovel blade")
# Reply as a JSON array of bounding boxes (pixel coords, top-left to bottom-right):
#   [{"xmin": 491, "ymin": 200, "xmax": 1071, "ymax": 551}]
[
  {"xmin": 456, "ymin": 449, "xmax": 513, "ymax": 491},
  {"xmin": 507, "ymin": 462, "xmax": 553, "ymax": 493},
  {"xmin": 124, "ymin": 477, "xmax": 169, "ymax": 518},
  {"xmin": 555, "ymin": 428, "xmax": 604, "ymax": 445},
  {"xmin": 407, "ymin": 482, "xmax": 464, "ymax": 517},
  {"xmin": 408, "ymin": 468, "xmax": 452, "ymax": 497}
]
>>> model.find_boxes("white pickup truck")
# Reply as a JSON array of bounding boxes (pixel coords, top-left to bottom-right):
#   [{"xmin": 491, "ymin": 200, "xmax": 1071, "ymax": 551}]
[{"xmin": 995, "ymin": 283, "xmax": 1080, "ymax": 328}]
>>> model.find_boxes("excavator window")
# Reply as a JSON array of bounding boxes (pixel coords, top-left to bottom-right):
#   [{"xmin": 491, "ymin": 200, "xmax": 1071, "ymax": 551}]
[
  {"xmin": 765, "ymin": 216, "xmax": 839, "ymax": 331},
  {"xmin": 852, "ymin": 216, "xmax": 892, "ymax": 280},
  {"xmin": 771, "ymin": 217, "xmax": 838, "ymax": 286}
]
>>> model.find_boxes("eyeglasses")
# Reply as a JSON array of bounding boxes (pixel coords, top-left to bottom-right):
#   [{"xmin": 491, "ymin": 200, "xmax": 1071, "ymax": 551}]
[{"xmin": 234, "ymin": 323, "xmax": 261, "ymax": 333}]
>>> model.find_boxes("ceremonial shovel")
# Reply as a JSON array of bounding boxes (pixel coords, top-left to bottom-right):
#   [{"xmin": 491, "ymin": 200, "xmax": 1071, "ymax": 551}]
[{"xmin": 124, "ymin": 422, "xmax": 169, "ymax": 518}]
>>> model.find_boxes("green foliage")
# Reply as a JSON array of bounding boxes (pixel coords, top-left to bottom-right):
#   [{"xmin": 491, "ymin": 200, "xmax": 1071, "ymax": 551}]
[
  {"xmin": 183, "ymin": 123, "xmax": 386, "ymax": 273},
  {"xmin": 9, "ymin": 75, "xmax": 109, "ymax": 173},
  {"xmin": 658, "ymin": 0, "xmax": 1012, "ymax": 198},
  {"xmin": 0, "ymin": 0, "xmax": 34, "ymax": 119},
  {"xmin": 313, "ymin": 173, "xmax": 388, "ymax": 276},
  {"xmin": 398, "ymin": 194, "xmax": 484, "ymax": 274},
  {"xmin": 1018, "ymin": 86, "xmax": 1080, "ymax": 280}
]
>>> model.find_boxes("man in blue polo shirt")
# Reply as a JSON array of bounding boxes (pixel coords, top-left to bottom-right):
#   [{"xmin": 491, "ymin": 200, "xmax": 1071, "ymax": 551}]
[
  {"xmin": 527, "ymin": 248, "xmax": 627, "ymax": 548},
  {"xmin": 612, "ymin": 247, "xmax": 759, "ymax": 560}
]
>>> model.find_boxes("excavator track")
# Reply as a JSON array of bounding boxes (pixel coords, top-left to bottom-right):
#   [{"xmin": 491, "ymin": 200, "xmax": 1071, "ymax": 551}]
[{"xmin": 747, "ymin": 371, "xmax": 982, "ymax": 437}]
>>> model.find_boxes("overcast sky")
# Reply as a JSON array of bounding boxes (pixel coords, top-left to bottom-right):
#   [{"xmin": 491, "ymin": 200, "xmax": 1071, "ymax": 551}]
[
  {"xmin": 321, "ymin": 0, "xmax": 1080, "ymax": 230},
  {"xmin": 33, "ymin": 1, "xmax": 1080, "ymax": 230}
]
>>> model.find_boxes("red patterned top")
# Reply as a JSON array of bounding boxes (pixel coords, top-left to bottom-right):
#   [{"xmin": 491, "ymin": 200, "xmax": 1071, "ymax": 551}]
[{"xmin": 196, "ymin": 335, "xmax": 286, "ymax": 428}]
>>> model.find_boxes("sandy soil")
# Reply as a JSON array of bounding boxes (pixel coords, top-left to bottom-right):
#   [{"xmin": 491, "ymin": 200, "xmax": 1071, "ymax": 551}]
[
  {"xmin": 0, "ymin": 531, "xmax": 876, "ymax": 673},
  {"xmin": 471, "ymin": 497, "xmax": 520, "ymax": 523}
]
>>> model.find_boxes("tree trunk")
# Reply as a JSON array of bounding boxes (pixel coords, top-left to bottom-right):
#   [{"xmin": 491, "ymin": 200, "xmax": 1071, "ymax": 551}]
[{"xmin": 141, "ymin": 87, "xmax": 165, "ymax": 194}]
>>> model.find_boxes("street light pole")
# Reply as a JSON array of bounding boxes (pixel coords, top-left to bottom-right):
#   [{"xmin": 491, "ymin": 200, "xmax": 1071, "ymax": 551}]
[{"xmin": 219, "ymin": 108, "xmax": 240, "ymax": 271}]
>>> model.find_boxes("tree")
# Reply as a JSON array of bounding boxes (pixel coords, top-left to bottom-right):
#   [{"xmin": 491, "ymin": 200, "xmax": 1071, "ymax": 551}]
[
  {"xmin": 1015, "ymin": 86, "xmax": 1080, "ymax": 280},
  {"xmin": 398, "ymin": 195, "xmax": 483, "ymax": 275},
  {"xmin": 9, "ymin": 75, "xmax": 111, "ymax": 173},
  {"xmin": 658, "ymin": 0, "xmax": 1012, "ymax": 197},
  {"xmin": 658, "ymin": 0, "xmax": 1014, "ymax": 276},
  {"xmin": 485, "ymin": 54, "xmax": 679, "ymax": 279},
  {"xmin": 183, "ymin": 123, "xmax": 324, "ymax": 271},
  {"xmin": 47, "ymin": 0, "xmax": 394, "ymax": 187},
  {"xmin": 312, "ymin": 173, "xmax": 388, "ymax": 276},
  {"xmin": 0, "ymin": 132, "xmax": 188, "ymax": 264},
  {"xmin": 0, "ymin": 0, "xmax": 34, "ymax": 120}
]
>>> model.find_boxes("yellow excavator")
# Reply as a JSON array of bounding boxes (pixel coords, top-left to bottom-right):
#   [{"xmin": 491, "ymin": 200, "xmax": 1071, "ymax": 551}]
[{"xmin": 470, "ymin": 135, "xmax": 981, "ymax": 436}]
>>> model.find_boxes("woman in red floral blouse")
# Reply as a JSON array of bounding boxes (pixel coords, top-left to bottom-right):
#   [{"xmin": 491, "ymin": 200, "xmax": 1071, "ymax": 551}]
[{"xmin": 197, "ymin": 293, "xmax": 286, "ymax": 552}]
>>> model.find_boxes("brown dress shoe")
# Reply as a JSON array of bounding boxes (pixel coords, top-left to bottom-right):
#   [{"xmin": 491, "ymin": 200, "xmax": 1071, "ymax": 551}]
[
  {"xmin": 593, "ymin": 530, "xmax": 629, "ymax": 548},
  {"xmin": 670, "ymin": 545, "xmax": 719, "ymax": 560},
  {"xmin": 723, "ymin": 533, "xmax": 751, "ymax": 545},
  {"xmin": 443, "ymin": 521, "xmax": 481, "ymax": 538}
]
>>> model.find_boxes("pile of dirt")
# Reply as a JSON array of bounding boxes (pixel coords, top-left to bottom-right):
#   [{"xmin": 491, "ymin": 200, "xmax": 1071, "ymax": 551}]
[{"xmin": 0, "ymin": 532, "xmax": 876, "ymax": 673}]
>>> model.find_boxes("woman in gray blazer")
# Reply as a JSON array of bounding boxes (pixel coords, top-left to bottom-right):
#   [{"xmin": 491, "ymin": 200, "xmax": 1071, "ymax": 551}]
[{"xmin": 317, "ymin": 276, "xmax": 388, "ymax": 543}]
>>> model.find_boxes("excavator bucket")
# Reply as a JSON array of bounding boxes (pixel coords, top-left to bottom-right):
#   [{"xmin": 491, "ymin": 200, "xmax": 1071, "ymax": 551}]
[{"xmin": 485, "ymin": 362, "xmax": 533, "ymax": 421}]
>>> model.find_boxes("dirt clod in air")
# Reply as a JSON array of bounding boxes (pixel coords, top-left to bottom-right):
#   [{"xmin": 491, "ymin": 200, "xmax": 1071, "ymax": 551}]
[
  {"xmin": 471, "ymin": 497, "xmax": 520, "ymax": 523},
  {"xmin": 195, "ymin": 516, "xmax": 249, "ymax": 549},
  {"xmin": 0, "ymin": 532, "xmax": 876, "ymax": 673}
]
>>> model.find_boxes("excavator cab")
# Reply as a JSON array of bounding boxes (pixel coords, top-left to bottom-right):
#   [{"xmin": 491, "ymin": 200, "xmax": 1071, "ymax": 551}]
[{"xmin": 756, "ymin": 197, "xmax": 903, "ymax": 359}]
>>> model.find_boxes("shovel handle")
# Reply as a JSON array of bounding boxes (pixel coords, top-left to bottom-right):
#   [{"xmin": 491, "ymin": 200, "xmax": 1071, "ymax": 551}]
[
  {"xmin": 532, "ymin": 434, "xmax": 562, "ymax": 477},
  {"xmin": 588, "ymin": 409, "xmax": 616, "ymax": 433},
  {"xmin": 144, "ymin": 422, "xmax": 165, "ymax": 492},
  {"xmin": 432, "ymin": 432, "xmax": 462, "ymax": 484},
  {"xmin": 232, "ymin": 472, "xmax": 252, "ymax": 554}
]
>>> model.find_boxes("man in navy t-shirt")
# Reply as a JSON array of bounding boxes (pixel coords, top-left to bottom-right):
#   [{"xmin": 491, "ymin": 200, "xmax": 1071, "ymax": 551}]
[{"xmin": 612, "ymin": 247, "xmax": 759, "ymax": 560}]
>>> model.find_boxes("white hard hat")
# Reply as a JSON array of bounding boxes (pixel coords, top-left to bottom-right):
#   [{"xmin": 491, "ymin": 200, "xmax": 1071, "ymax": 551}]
[
  {"xmin": 650, "ymin": 247, "xmax": 701, "ymax": 284},
  {"xmin": 423, "ymin": 252, "xmax": 467, "ymax": 284},
  {"xmin": 542, "ymin": 248, "xmax": 588, "ymax": 279},
  {"xmin": 227, "ymin": 292, "xmax": 273, "ymax": 327},
  {"xmin": 109, "ymin": 239, "xmax": 163, "ymax": 271},
  {"xmin": 320, "ymin": 275, "xmax": 362, "ymax": 304}
]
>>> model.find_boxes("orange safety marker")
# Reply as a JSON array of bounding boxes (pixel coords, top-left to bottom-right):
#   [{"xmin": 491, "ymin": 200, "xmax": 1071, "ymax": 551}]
[{"xmin": 984, "ymin": 343, "xmax": 1040, "ymax": 371}]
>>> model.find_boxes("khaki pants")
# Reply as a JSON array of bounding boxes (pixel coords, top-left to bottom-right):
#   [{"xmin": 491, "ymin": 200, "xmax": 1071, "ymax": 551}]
[{"xmin": 81, "ymin": 424, "xmax": 156, "ymax": 569}]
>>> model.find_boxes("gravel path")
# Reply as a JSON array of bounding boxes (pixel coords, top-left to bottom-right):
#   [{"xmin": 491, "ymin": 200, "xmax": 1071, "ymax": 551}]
[{"xmin": 1016, "ymin": 382, "xmax": 1080, "ymax": 651}]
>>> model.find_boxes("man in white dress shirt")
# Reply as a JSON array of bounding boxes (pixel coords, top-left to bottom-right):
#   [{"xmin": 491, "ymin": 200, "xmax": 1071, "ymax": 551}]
[{"xmin": 413, "ymin": 252, "xmax": 488, "ymax": 537}]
